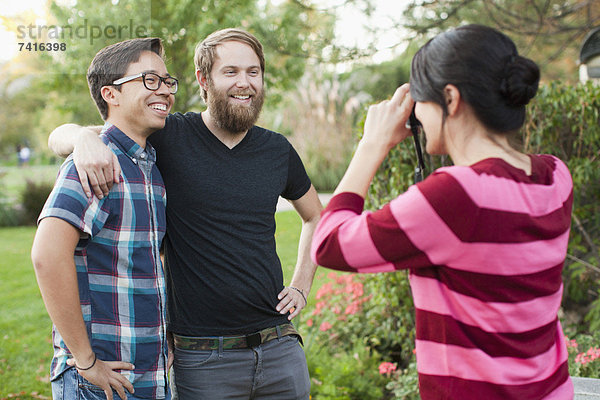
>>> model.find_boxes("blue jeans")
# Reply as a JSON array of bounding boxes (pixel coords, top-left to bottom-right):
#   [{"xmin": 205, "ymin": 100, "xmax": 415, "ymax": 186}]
[
  {"xmin": 51, "ymin": 367, "xmax": 171, "ymax": 400},
  {"xmin": 172, "ymin": 334, "xmax": 310, "ymax": 400}
]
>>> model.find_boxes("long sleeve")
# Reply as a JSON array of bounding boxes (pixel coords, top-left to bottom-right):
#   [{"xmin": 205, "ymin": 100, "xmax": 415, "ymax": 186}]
[{"xmin": 311, "ymin": 187, "xmax": 433, "ymax": 273}]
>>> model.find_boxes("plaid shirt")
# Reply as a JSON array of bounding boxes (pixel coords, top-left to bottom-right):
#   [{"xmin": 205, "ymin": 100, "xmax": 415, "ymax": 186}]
[{"xmin": 39, "ymin": 124, "xmax": 168, "ymax": 398}]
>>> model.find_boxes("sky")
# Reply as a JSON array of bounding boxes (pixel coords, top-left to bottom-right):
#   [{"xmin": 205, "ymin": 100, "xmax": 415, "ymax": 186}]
[{"xmin": 0, "ymin": 0, "xmax": 409, "ymax": 64}]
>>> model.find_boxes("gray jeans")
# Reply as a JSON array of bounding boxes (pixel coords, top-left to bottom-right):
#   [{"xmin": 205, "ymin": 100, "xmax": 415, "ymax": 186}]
[{"xmin": 172, "ymin": 334, "xmax": 310, "ymax": 400}]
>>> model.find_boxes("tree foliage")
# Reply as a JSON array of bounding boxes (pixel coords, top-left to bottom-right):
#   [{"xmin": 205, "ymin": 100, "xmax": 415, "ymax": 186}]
[
  {"xmin": 0, "ymin": 0, "xmax": 336, "ymax": 158},
  {"xmin": 400, "ymin": 0, "xmax": 600, "ymax": 81},
  {"xmin": 42, "ymin": 0, "xmax": 337, "ymax": 114},
  {"xmin": 524, "ymin": 82, "xmax": 600, "ymax": 331}
]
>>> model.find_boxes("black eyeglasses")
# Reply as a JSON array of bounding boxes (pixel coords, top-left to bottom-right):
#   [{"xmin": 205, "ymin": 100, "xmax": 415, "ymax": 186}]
[
  {"xmin": 408, "ymin": 104, "xmax": 426, "ymax": 183},
  {"xmin": 112, "ymin": 72, "xmax": 178, "ymax": 94}
]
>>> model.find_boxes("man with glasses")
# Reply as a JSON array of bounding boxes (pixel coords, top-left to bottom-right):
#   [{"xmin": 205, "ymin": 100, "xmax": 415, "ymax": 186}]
[{"xmin": 32, "ymin": 37, "xmax": 176, "ymax": 400}]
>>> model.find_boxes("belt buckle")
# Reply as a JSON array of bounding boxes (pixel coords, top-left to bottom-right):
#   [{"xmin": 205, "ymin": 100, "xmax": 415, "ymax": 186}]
[{"xmin": 245, "ymin": 332, "xmax": 261, "ymax": 348}]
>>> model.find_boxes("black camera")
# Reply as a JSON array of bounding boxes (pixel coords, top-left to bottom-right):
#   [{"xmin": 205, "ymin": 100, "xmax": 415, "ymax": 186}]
[{"xmin": 408, "ymin": 104, "xmax": 426, "ymax": 183}]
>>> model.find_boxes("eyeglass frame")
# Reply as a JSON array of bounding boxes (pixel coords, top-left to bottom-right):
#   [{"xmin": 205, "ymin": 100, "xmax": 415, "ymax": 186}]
[{"xmin": 112, "ymin": 72, "xmax": 179, "ymax": 94}]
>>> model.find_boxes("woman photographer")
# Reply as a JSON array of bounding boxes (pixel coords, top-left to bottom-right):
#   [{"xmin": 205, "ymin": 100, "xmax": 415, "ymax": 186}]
[{"xmin": 311, "ymin": 25, "xmax": 573, "ymax": 399}]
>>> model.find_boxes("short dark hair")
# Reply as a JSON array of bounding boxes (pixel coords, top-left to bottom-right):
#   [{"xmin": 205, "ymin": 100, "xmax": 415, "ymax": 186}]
[
  {"xmin": 194, "ymin": 28, "xmax": 265, "ymax": 102},
  {"xmin": 410, "ymin": 24, "xmax": 540, "ymax": 133},
  {"xmin": 87, "ymin": 37, "xmax": 164, "ymax": 120}
]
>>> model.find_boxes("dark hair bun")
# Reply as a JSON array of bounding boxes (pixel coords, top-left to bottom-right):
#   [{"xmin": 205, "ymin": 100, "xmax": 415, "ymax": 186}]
[{"xmin": 500, "ymin": 55, "xmax": 540, "ymax": 107}]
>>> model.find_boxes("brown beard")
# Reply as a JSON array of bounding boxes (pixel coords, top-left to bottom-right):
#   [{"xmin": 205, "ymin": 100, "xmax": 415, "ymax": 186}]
[{"xmin": 206, "ymin": 81, "xmax": 265, "ymax": 134}]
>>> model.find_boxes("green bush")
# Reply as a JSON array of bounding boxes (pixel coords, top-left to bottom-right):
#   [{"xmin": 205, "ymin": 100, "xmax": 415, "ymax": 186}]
[
  {"xmin": 302, "ymin": 272, "xmax": 414, "ymax": 365},
  {"xmin": 300, "ymin": 272, "xmax": 415, "ymax": 399},
  {"xmin": 0, "ymin": 201, "xmax": 23, "ymax": 227},
  {"xmin": 20, "ymin": 179, "xmax": 53, "ymax": 226},
  {"xmin": 524, "ymin": 82, "xmax": 600, "ymax": 333},
  {"xmin": 385, "ymin": 359, "xmax": 420, "ymax": 400},
  {"xmin": 0, "ymin": 172, "xmax": 23, "ymax": 227},
  {"xmin": 565, "ymin": 331, "xmax": 600, "ymax": 378},
  {"xmin": 307, "ymin": 342, "xmax": 388, "ymax": 400}
]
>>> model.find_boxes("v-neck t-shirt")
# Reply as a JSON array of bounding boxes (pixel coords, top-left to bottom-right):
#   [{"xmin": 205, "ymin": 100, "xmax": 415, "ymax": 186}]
[{"xmin": 149, "ymin": 111, "xmax": 311, "ymax": 335}]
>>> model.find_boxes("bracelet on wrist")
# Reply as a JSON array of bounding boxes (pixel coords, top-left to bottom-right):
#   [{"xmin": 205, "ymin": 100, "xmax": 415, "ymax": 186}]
[
  {"xmin": 76, "ymin": 353, "xmax": 97, "ymax": 371},
  {"xmin": 289, "ymin": 286, "xmax": 307, "ymax": 305}
]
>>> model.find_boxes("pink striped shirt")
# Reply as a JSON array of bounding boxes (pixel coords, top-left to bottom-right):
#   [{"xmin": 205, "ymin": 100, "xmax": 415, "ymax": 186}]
[{"xmin": 311, "ymin": 155, "xmax": 574, "ymax": 399}]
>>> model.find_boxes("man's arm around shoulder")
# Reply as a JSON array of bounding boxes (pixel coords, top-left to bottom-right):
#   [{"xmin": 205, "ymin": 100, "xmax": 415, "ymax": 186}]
[{"xmin": 49, "ymin": 124, "xmax": 120, "ymax": 199}]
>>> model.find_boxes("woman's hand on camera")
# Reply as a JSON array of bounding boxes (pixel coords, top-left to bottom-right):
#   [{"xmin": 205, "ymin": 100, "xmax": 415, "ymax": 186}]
[{"xmin": 362, "ymin": 84, "xmax": 414, "ymax": 152}]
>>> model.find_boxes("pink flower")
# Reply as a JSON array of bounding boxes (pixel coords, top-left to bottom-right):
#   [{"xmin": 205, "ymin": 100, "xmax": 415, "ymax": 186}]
[
  {"xmin": 575, "ymin": 353, "xmax": 589, "ymax": 365},
  {"xmin": 345, "ymin": 300, "xmax": 360, "ymax": 315},
  {"xmin": 565, "ymin": 336, "xmax": 578, "ymax": 349},
  {"xmin": 378, "ymin": 362, "xmax": 397, "ymax": 375},
  {"xmin": 316, "ymin": 283, "xmax": 333, "ymax": 299},
  {"xmin": 586, "ymin": 347, "xmax": 600, "ymax": 361},
  {"xmin": 319, "ymin": 321, "xmax": 333, "ymax": 332},
  {"xmin": 312, "ymin": 301, "xmax": 327, "ymax": 316},
  {"xmin": 336, "ymin": 274, "xmax": 353, "ymax": 285},
  {"xmin": 306, "ymin": 319, "xmax": 313, "ymax": 327}
]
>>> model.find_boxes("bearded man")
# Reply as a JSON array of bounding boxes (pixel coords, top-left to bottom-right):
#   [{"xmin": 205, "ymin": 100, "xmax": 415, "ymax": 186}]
[{"xmin": 49, "ymin": 28, "xmax": 320, "ymax": 400}]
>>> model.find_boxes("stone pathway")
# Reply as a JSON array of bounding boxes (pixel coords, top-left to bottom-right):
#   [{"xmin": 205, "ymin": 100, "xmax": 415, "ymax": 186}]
[{"xmin": 574, "ymin": 377, "xmax": 600, "ymax": 399}]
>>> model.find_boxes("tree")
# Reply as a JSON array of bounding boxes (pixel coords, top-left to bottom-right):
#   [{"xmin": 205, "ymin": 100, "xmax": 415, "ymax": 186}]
[
  {"xmin": 400, "ymin": 0, "xmax": 600, "ymax": 81},
  {"xmin": 44, "ymin": 0, "xmax": 336, "ymax": 114},
  {"xmin": 0, "ymin": 0, "xmax": 338, "ymax": 157}
]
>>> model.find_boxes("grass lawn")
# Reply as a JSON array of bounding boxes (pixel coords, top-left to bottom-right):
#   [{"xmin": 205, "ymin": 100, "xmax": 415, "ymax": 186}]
[
  {"xmin": 0, "ymin": 210, "xmax": 327, "ymax": 398},
  {"xmin": 0, "ymin": 227, "xmax": 53, "ymax": 399}
]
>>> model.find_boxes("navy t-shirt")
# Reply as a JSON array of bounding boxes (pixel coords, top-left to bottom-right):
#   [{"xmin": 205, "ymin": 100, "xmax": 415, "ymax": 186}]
[{"xmin": 149, "ymin": 112, "xmax": 311, "ymax": 335}]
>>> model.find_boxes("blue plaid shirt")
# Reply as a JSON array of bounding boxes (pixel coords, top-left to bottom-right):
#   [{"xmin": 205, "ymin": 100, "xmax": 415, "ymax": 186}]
[{"xmin": 39, "ymin": 124, "xmax": 168, "ymax": 398}]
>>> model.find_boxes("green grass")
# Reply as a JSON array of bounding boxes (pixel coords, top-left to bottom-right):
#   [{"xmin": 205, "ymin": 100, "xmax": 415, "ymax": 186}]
[
  {"xmin": 0, "ymin": 227, "xmax": 53, "ymax": 399},
  {"xmin": 0, "ymin": 210, "xmax": 327, "ymax": 398}
]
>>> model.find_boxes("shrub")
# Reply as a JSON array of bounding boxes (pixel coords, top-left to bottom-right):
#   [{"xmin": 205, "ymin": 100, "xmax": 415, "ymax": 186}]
[
  {"xmin": 301, "ymin": 272, "xmax": 415, "ymax": 399},
  {"xmin": 0, "ymin": 171, "xmax": 23, "ymax": 227},
  {"xmin": 565, "ymin": 332, "xmax": 600, "ymax": 378},
  {"xmin": 306, "ymin": 339, "xmax": 389, "ymax": 400},
  {"xmin": 0, "ymin": 201, "xmax": 23, "ymax": 227},
  {"xmin": 385, "ymin": 359, "xmax": 420, "ymax": 400},
  {"xmin": 303, "ymin": 272, "xmax": 414, "ymax": 365},
  {"xmin": 523, "ymin": 82, "xmax": 600, "ymax": 332},
  {"xmin": 20, "ymin": 179, "xmax": 53, "ymax": 225}
]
